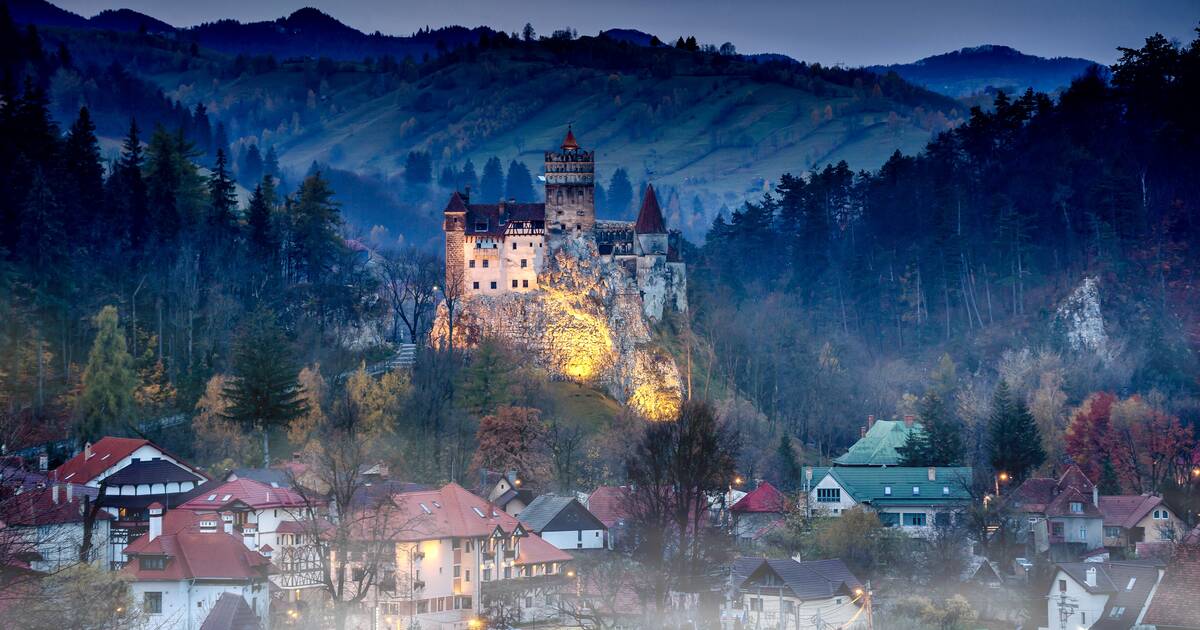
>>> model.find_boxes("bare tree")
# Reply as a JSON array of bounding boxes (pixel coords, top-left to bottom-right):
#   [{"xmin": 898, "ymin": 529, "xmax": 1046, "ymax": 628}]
[
  {"xmin": 440, "ymin": 264, "xmax": 468, "ymax": 355},
  {"xmin": 555, "ymin": 554, "xmax": 647, "ymax": 630},
  {"xmin": 377, "ymin": 247, "xmax": 440, "ymax": 345}
]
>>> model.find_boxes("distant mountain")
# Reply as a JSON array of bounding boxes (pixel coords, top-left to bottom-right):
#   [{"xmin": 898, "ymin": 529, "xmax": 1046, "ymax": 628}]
[
  {"xmin": 599, "ymin": 28, "xmax": 656, "ymax": 47},
  {"xmin": 868, "ymin": 45, "xmax": 1100, "ymax": 97},
  {"xmin": 7, "ymin": 0, "xmax": 492, "ymax": 61}
]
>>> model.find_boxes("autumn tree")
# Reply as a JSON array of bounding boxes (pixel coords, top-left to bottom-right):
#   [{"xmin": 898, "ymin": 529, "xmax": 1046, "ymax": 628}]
[
  {"xmin": 1064, "ymin": 392, "xmax": 1118, "ymax": 481},
  {"xmin": 77, "ymin": 306, "xmax": 137, "ymax": 443},
  {"xmin": 192, "ymin": 374, "xmax": 260, "ymax": 473},
  {"xmin": 471, "ymin": 406, "xmax": 550, "ymax": 485}
]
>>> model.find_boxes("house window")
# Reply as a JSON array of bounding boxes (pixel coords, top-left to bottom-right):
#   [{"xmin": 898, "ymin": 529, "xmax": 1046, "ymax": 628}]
[
  {"xmin": 879, "ymin": 512, "xmax": 899, "ymax": 527},
  {"xmin": 504, "ymin": 567, "xmax": 512, "ymax": 579},
  {"xmin": 816, "ymin": 488, "xmax": 841, "ymax": 503},
  {"xmin": 1052, "ymin": 522, "xmax": 1065, "ymax": 537},
  {"xmin": 144, "ymin": 592, "xmax": 163, "ymax": 614},
  {"xmin": 1153, "ymin": 509, "xmax": 1169, "ymax": 520},
  {"xmin": 1110, "ymin": 606, "xmax": 1125, "ymax": 618},
  {"xmin": 749, "ymin": 598, "xmax": 763, "ymax": 612},
  {"xmin": 483, "ymin": 568, "xmax": 491, "ymax": 581},
  {"xmin": 490, "ymin": 282, "xmax": 497, "ymax": 289},
  {"xmin": 469, "ymin": 260, "xmax": 476, "ymax": 268},
  {"xmin": 1080, "ymin": 526, "xmax": 1088, "ymax": 539},
  {"xmin": 1069, "ymin": 502, "xmax": 1083, "ymax": 513},
  {"xmin": 1059, "ymin": 579, "xmax": 1067, "ymax": 592},
  {"xmin": 139, "ymin": 556, "xmax": 166, "ymax": 570},
  {"xmin": 453, "ymin": 566, "xmax": 460, "ymax": 578},
  {"xmin": 883, "ymin": 486, "xmax": 891, "ymax": 495},
  {"xmin": 475, "ymin": 221, "xmax": 488, "ymax": 232},
  {"xmin": 525, "ymin": 596, "xmax": 533, "ymax": 608},
  {"xmin": 1105, "ymin": 527, "xmax": 1121, "ymax": 537},
  {"xmin": 934, "ymin": 512, "xmax": 951, "ymax": 527},
  {"xmin": 912, "ymin": 486, "xmax": 920, "ymax": 496},
  {"xmin": 942, "ymin": 486, "xmax": 950, "ymax": 495},
  {"xmin": 902, "ymin": 513, "xmax": 926, "ymax": 527}
]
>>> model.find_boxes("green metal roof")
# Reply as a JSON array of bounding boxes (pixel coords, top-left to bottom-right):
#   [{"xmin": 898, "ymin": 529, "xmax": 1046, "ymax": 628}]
[
  {"xmin": 832, "ymin": 420, "xmax": 923, "ymax": 466},
  {"xmin": 807, "ymin": 466, "xmax": 974, "ymax": 504}
]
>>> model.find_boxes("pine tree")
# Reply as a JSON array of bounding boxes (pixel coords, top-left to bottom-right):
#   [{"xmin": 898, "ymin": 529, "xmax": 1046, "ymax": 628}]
[
  {"xmin": 241, "ymin": 144, "xmax": 263, "ymax": 184},
  {"xmin": 504, "ymin": 160, "xmax": 537, "ymax": 201},
  {"xmin": 1098, "ymin": 457, "xmax": 1122, "ymax": 494},
  {"xmin": 77, "ymin": 306, "xmax": 137, "ymax": 443},
  {"xmin": 263, "ymin": 146, "xmax": 280, "ymax": 180},
  {"xmin": 608, "ymin": 168, "xmax": 633, "ymax": 217},
  {"xmin": 207, "ymin": 148, "xmax": 238, "ymax": 237},
  {"xmin": 459, "ymin": 158, "xmax": 479, "ymax": 193},
  {"xmin": 438, "ymin": 165, "xmax": 458, "ymax": 189},
  {"xmin": 245, "ymin": 178, "xmax": 278, "ymax": 265},
  {"xmin": 112, "ymin": 119, "xmax": 148, "ymax": 249},
  {"xmin": 63, "ymin": 107, "xmax": 103, "ymax": 242},
  {"xmin": 288, "ymin": 171, "xmax": 344, "ymax": 283},
  {"xmin": 898, "ymin": 392, "xmax": 963, "ymax": 466},
  {"xmin": 776, "ymin": 435, "xmax": 802, "ymax": 492},
  {"xmin": 480, "ymin": 156, "xmax": 504, "ymax": 201},
  {"xmin": 404, "ymin": 151, "xmax": 431, "ymax": 185},
  {"xmin": 456, "ymin": 339, "xmax": 514, "ymax": 417},
  {"xmin": 221, "ymin": 308, "xmax": 306, "ymax": 466},
  {"xmin": 988, "ymin": 380, "xmax": 1045, "ymax": 483}
]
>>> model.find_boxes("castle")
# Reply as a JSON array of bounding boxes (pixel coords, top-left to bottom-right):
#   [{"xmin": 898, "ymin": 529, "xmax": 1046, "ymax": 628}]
[{"xmin": 443, "ymin": 128, "xmax": 687, "ymax": 320}]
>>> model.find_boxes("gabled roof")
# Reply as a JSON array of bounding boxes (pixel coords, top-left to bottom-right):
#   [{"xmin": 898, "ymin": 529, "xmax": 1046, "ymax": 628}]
[
  {"xmin": 634, "ymin": 184, "xmax": 666, "ymax": 234},
  {"xmin": 224, "ymin": 468, "xmax": 291, "ymax": 487},
  {"xmin": 0, "ymin": 485, "xmax": 111, "ymax": 526},
  {"xmin": 1011, "ymin": 464, "xmax": 1097, "ymax": 514},
  {"xmin": 731, "ymin": 557, "xmax": 862, "ymax": 600},
  {"xmin": 832, "ymin": 420, "xmax": 922, "ymax": 466},
  {"xmin": 494, "ymin": 488, "xmax": 535, "ymax": 510},
  {"xmin": 809, "ymin": 466, "xmax": 973, "ymax": 505},
  {"xmin": 123, "ymin": 510, "xmax": 272, "ymax": 581},
  {"xmin": 514, "ymin": 531, "xmax": 573, "ymax": 566},
  {"xmin": 445, "ymin": 191, "xmax": 468, "ymax": 213},
  {"xmin": 519, "ymin": 495, "xmax": 607, "ymax": 533},
  {"xmin": 179, "ymin": 479, "xmax": 307, "ymax": 511},
  {"xmin": 1056, "ymin": 562, "xmax": 1161, "ymax": 630},
  {"xmin": 730, "ymin": 481, "xmax": 786, "ymax": 513},
  {"xmin": 385, "ymin": 482, "xmax": 524, "ymax": 542},
  {"xmin": 104, "ymin": 459, "xmax": 205, "ymax": 486},
  {"xmin": 52, "ymin": 437, "xmax": 149, "ymax": 484},
  {"xmin": 1099, "ymin": 495, "xmax": 1164, "ymax": 529},
  {"xmin": 1044, "ymin": 486, "xmax": 1102, "ymax": 518},
  {"xmin": 586, "ymin": 486, "xmax": 630, "ymax": 529},
  {"xmin": 1142, "ymin": 547, "xmax": 1200, "ymax": 629},
  {"xmin": 199, "ymin": 593, "xmax": 261, "ymax": 630}
]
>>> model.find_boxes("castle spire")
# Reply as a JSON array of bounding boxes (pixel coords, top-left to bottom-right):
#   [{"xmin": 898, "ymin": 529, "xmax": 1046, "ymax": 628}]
[
  {"xmin": 561, "ymin": 125, "xmax": 579, "ymax": 151},
  {"xmin": 635, "ymin": 183, "xmax": 666, "ymax": 234}
]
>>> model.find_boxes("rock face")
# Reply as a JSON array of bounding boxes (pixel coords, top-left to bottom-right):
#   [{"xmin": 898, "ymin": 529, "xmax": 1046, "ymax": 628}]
[
  {"xmin": 434, "ymin": 236, "xmax": 682, "ymax": 420},
  {"xmin": 1055, "ymin": 276, "xmax": 1109, "ymax": 354}
]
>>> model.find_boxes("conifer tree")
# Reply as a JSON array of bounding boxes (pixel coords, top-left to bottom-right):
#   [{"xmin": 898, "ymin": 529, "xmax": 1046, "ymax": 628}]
[
  {"xmin": 78, "ymin": 306, "xmax": 137, "ymax": 443},
  {"xmin": 245, "ymin": 178, "xmax": 278, "ymax": 265},
  {"xmin": 1098, "ymin": 457, "xmax": 1122, "ymax": 495},
  {"xmin": 898, "ymin": 392, "xmax": 963, "ymax": 466},
  {"xmin": 504, "ymin": 160, "xmax": 536, "ymax": 201},
  {"xmin": 241, "ymin": 143, "xmax": 263, "ymax": 184},
  {"xmin": 456, "ymin": 339, "xmax": 514, "ymax": 417},
  {"xmin": 263, "ymin": 145, "xmax": 280, "ymax": 180},
  {"xmin": 607, "ymin": 168, "xmax": 633, "ymax": 217},
  {"xmin": 288, "ymin": 171, "xmax": 344, "ymax": 283},
  {"xmin": 459, "ymin": 158, "xmax": 479, "ymax": 193},
  {"xmin": 776, "ymin": 435, "xmax": 802, "ymax": 492},
  {"xmin": 207, "ymin": 148, "xmax": 238, "ymax": 237},
  {"xmin": 63, "ymin": 107, "xmax": 103, "ymax": 241},
  {"xmin": 222, "ymin": 308, "xmax": 306, "ymax": 466},
  {"xmin": 112, "ymin": 119, "xmax": 148, "ymax": 249},
  {"xmin": 988, "ymin": 380, "xmax": 1045, "ymax": 483},
  {"xmin": 480, "ymin": 156, "xmax": 504, "ymax": 201}
]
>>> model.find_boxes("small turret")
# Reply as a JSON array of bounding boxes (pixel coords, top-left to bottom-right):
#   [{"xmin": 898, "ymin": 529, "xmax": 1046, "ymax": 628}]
[{"xmin": 635, "ymin": 184, "xmax": 668, "ymax": 256}]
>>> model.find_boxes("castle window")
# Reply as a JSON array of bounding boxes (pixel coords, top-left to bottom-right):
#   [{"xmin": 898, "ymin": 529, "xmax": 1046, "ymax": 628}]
[
  {"xmin": 482, "ymin": 260, "xmax": 489, "ymax": 268},
  {"xmin": 522, "ymin": 280, "xmax": 529, "ymax": 288},
  {"xmin": 469, "ymin": 260, "xmax": 475, "ymax": 268},
  {"xmin": 557, "ymin": 191, "xmax": 563, "ymax": 203},
  {"xmin": 512, "ymin": 280, "xmax": 518, "ymax": 288},
  {"xmin": 475, "ymin": 220, "xmax": 488, "ymax": 232},
  {"xmin": 473, "ymin": 282, "xmax": 479, "ymax": 289},
  {"xmin": 490, "ymin": 282, "xmax": 497, "ymax": 289},
  {"xmin": 512, "ymin": 242, "xmax": 517, "ymax": 250},
  {"xmin": 520, "ymin": 259, "xmax": 527, "ymax": 268}
]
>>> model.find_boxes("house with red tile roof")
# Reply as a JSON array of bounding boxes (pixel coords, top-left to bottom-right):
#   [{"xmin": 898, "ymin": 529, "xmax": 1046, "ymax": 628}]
[
  {"xmin": 51, "ymin": 436, "xmax": 212, "ymax": 569},
  {"xmin": 358, "ymin": 482, "xmax": 573, "ymax": 630},
  {"xmin": 1141, "ymin": 545, "xmax": 1200, "ymax": 630},
  {"xmin": 123, "ymin": 504, "xmax": 271, "ymax": 629},
  {"xmin": 1098, "ymin": 495, "xmax": 1185, "ymax": 553},
  {"xmin": 730, "ymin": 481, "xmax": 787, "ymax": 548},
  {"xmin": 1010, "ymin": 465, "xmax": 1106, "ymax": 560}
]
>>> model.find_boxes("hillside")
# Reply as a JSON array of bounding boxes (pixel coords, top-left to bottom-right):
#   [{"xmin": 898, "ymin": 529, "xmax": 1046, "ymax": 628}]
[{"xmin": 869, "ymin": 44, "xmax": 1099, "ymax": 97}]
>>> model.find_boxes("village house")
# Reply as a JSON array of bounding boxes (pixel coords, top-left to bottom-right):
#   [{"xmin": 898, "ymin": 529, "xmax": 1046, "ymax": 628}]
[
  {"xmin": 1044, "ymin": 561, "xmax": 1163, "ymax": 630},
  {"xmin": 803, "ymin": 466, "xmax": 973, "ymax": 534},
  {"xmin": 123, "ymin": 505, "xmax": 272, "ymax": 630},
  {"xmin": 584, "ymin": 486, "xmax": 632, "ymax": 550},
  {"xmin": 0, "ymin": 482, "xmax": 112, "ymax": 572},
  {"xmin": 720, "ymin": 557, "xmax": 866, "ymax": 630},
  {"xmin": 729, "ymin": 481, "xmax": 787, "ymax": 549},
  {"xmin": 518, "ymin": 495, "xmax": 610, "ymax": 551},
  {"xmin": 476, "ymin": 469, "xmax": 535, "ymax": 517},
  {"xmin": 1097, "ymin": 494, "xmax": 1185, "ymax": 554},
  {"xmin": 361, "ymin": 482, "xmax": 573, "ymax": 630},
  {"xmin": 832, "ymin": 415, "xmax": 923, "ymax": 466},
  {"xmin": 52, "ymin": 436, "xmax": 211, "ymax": 568}
]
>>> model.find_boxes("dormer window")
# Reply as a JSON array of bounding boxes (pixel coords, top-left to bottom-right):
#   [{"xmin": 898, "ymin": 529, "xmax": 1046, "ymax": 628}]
[
  {"xmin": 207, "ymin": 494, "xmax": 217, "ymax": 501},
  {"xmin": 912, "ymin": 486, "xmax": 920, "ymax": 496},
  {"xmin": 139, "ymin": 556, "xmax": 167, "ymax": 570},
  {"xmin": 943, "ymin": 486, "xmax": 950, "ymax": 495},
  {"xmin": 884, "ymin": 486, "xmax": 892, "ymax": 495},
  {"xmin": 475, "ymin": 220, "xmax": 488, "ymax": 232},
  {"xmin": 1070, "ymin": 501, "xmax": 1083, "ymax": 513}
]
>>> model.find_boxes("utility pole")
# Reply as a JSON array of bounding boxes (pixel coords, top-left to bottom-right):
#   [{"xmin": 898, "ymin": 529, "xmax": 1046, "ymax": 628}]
[{"xmin": 1057, "ymin": 594, "xmax": 1078, "ymax": 630}]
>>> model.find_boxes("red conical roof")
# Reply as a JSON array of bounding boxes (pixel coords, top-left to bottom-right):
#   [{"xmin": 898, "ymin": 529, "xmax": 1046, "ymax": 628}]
[
  {"xmin": 561, "ymin": 126, "xmax": 579, "ymax": 150},
  {"xmin": 445, "ymin": 191, "xmax": 468, "ymax": 213},
  {"xmin": 635, "ymin": 184, "xmax": 666, "ymax": 234}
]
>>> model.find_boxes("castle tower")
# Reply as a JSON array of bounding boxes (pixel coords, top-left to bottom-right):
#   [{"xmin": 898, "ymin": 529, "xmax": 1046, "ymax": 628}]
[
  {"xmin": 443, "ymin": 190, "xmax": 468, "ymax": 290},
  {"xmin": 544, "ymin": 126, "xmax": 595, "ymax": 235},
  {"xmin": 634, "ymin": 184, "xmax": 668, "ymax": 255}
]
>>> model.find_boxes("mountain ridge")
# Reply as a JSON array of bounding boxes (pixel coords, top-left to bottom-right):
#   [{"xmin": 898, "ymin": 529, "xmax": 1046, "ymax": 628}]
[{"xmin": 869, "ymin": 44, "xmax": 1100, "ymax": 97}]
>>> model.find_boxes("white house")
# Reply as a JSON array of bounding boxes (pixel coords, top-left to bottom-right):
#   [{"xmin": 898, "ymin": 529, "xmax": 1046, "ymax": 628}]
[
  {"xmin": 517, "ymin": 495, "xmax": 610, "ymax": 550},
  {"xmin": 123, "ymin": 504, "xmax": 272, "ymax": 630},
  {"xmin": 0, "ymin": 482, "xmax": 113, "ymax": 572},
  {"xmin": 1045, "ymin": 561, "xmax": 1162, "ymax": 630},
  {"xmin": 720, "ymin": 557, "xmax": 866, "ymax": 630},
  {"xmin": 804, "ymin": 466, "xmax": 973, "ymax": 536}
]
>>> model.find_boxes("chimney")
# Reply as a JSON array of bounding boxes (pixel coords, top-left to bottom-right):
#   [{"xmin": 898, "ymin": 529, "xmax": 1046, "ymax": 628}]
[
  {"xmin": 148, "ymin": 503, "xmax": 164, "ymax": 542},
  {"xmin": 1093, "ymin": 485, "xmax": 1099, "ymax": 507},
  {"xmin": 867, "ymin": 415, "xmax": 876, "ymax": 430},
  {"xmin": 52, "ymin": 484, "xmax": 60, "ymax": 505},
  {"xmin": 928, "ymin": 467, "xmax": 937, "ymax": 482},
  {"xmin": 66, "ymin": 483, "xmax": 73, "ymax": 503},
  {"xmin": 904, "ymin": 414, "xmax": 915, "ymax": 428},
  {"xmin": 860, "ymin": 426, "xmax": 867, "ymax": 438},
  {"xmin": 1085, "ymin": 566, "xmax": 1097, "ymax": 588},
  {"xmin": 84, "ymin": 442, "xmax": 93, "ymax": 460}
]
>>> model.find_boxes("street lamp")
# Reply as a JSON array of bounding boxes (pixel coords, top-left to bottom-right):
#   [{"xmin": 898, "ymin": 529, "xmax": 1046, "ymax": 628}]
[{"xmin": 995, "ymin": 471, "xmax": 1009, "ymax": 496}]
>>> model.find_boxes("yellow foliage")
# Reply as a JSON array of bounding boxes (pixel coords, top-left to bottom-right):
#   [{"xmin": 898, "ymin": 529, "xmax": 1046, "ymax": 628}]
[
  {"xmin": 192, "ymin": 374, "xmax": 259, "ymax": 469},
  {"xmin": 288, "ymin": 364, "xmax": 327, "ymax": 448}
]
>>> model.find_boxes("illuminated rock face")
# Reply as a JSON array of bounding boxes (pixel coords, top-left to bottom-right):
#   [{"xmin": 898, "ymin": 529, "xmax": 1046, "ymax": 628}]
[{"xmin": 434, "ymin": 236, "xmax": 682, "ymax": 419}]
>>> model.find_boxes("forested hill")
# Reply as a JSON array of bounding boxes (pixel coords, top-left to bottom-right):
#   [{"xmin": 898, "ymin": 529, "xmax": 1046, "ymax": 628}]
[
  {"xmin": 868, "ymin": 45, "xmax": 1099, "ymax": 97},
  {"xmin": 6, "ymin": 0, "xmax": 960, "ymax": 242},
  {"xmin": 694, "ymin": 31, "xmax": 1200, "ymax": 465}
]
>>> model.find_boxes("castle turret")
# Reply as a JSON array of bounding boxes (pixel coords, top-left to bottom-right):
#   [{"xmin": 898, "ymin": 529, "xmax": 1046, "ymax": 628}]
[
  {"xmin": 634, "ymin": 184, "xmax": 668, "ymax": 255},
  {"xmin": 443, "ymin": 191, "xmax": 468, "ymax": 290},
  {"xmin": 544, "ymin": 126, "xmax": 595, "ymax": 235}
]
